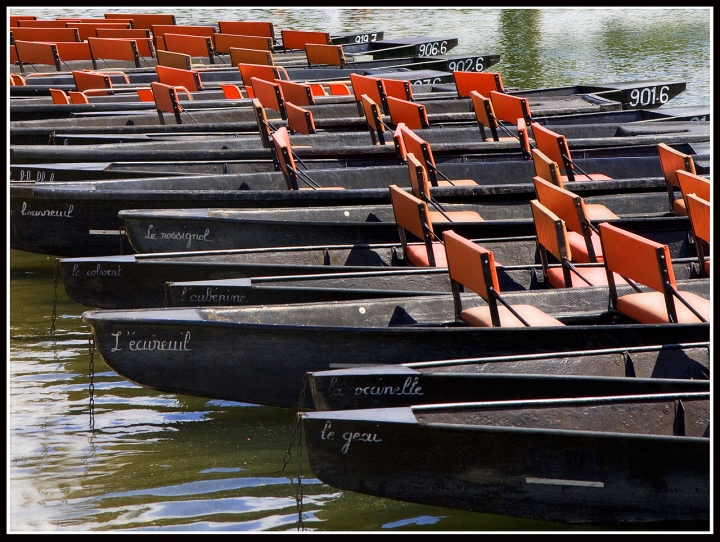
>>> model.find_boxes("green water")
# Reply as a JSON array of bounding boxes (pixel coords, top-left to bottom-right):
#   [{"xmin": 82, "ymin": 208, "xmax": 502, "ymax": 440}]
[{"xmin": 8, "ymin": 7, "xmax": 711, "ymax": 533}]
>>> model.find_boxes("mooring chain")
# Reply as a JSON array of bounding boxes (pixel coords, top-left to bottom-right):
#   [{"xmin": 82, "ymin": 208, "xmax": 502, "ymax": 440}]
[
  {"xmin": 281, "ymin": 374, "xmax": 309, "ymax": 530},
  {"xmin": 87, "ymin": 334, "xmax": 96, "ymax": 431},
  {"xmin": 50, "ymin": 259, "xmax": 60, "ymax": 334}
]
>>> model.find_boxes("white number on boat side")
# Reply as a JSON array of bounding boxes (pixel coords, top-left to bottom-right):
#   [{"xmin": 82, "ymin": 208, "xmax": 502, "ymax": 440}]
[
  {"xmin": 411, "ymin": 77, "xmax": 444, "ymax": 85},
  {"xmin": 354, "ymin": 33, "xmax": 378, "ymax": 43},
  {"xmin": 447, "ymin": 57, "xmax": 486, "ymax": 72},
  {"xmin": 629, "ymin": 85, "xmax": 670, "ymax": 107},
  {"xmin": 417, "ymin": 41, "xmax": 448, "ymax": 56}
]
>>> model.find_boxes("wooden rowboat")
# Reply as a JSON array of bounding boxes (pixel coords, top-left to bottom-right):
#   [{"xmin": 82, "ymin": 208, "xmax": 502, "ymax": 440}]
[
  {"xmin": 301, "ymin": 392, "xmax": 709, "ymax": 523},
  {"xmin": 79, "ymin": 297, "xmax": 710, "ymax": 408},
  {"xmin": 306, "ymin": 342, "xmax": 710, "ymax": 410}
]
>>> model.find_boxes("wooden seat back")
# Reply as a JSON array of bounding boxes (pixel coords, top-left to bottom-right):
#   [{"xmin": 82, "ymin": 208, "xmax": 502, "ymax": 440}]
[
  {"xmin": 156, "ymin": 50, "xmax": 192, "ymax": 70},
  {"xmin": 685, "ymin": 193, "xmax": 710, "ymax": 277},
  {"xmin": 95, "ymin": 29, "xmax": 154, "ymax": 57},
  {"xmin": 349, "ymin": 72, "xmax": 387, "ymax": 113},
  {"xmin": 10, "ymin": 73, "xmax": 26, "ymax": 86},
  {"xmin": 70, "ymin": 22, "xmax": 131, "ymax": 41},
  {"xmin": 532, "ymin": 176, "xmax": 588, "ymax": 235},
  {"xmin": 218, "ymin": 21, "xmax": 275, "ymax": 40},
  {"xmin": 155, "ymin": 64, "xmax": 203, "ymax": 92},
  {"xmin": 489, "ymin": 90, "xmax": 532, "ymax": 125},
  {"xmin": 399, "ymin": 125, "xmax": 438, "ymax": 182},
  {"xmin": 382, "ymin": 78, "xmax": 414, "ymax": 101},
  {"xmin": 531, "ymin": 198, "xmax": 573, "ymax": 269},
  {"xmin": 677, "ymin": 170, "xmax": 710, "ymax": 215},
  {"xmin": 238, "ymin": 63, "xmax": 289, "ymax": 87},
  {"xmin": 389, "ymin": 184, "xmax": 439, "ymax": 267},
  {"xmin": 105, "ymin": 13, "xmax": 176, "ymax": 30},
  {"xmin": 221, "ymin": 83, "xmax": 245, "ymax": 100},
  {"xmin": 285, "ymin": 102, "xmax": 316, "ymax": 134},
  {"xmin": 453, "ymin": 71, "xmax": 504, "ymax": 98},
  {"xmin": 251, "ymin": 98, "xmax": 274, "ymax": 148},
  {"xmin": 217, "ymin": 34, "xmax": 273, "ymax": 55},
  {"xmin": 281, "ymin": 29, "xmax": 331, "ymax": 51},
  {"xmin": 444, "ymin": 229, "xmax": 496, "ymax": 304},
  {"xmin": 276, "ymin": 79, "xmax": 315, "ymax": 106},
  {"xmin": 305, "ymin": 43, "xmax": 347, "ymax": 66},
  {"xmin": 531, "ymin": 148, "xmax": 564, "ymax": 187},
  {"xmin": 361, "ymin": 94, "xmax": 387, "ymax": 145},
  {"xmin": 151, "ymin": 80, "xmax": 188, "ymax": 125},
  {"xmin": 11, "ymin": 27, "xmax": 80, "ymax": 42},
  {"xmin": 53, "ymin": 41, "xmax": 92, "ymax": 61},
  {"xmin": 17, "ymin": 19, "xmax": 69, "ymax": 27},
  {"xmin": 152, "ymin": 24, "xmax": 216, "ymax": 44},
  {"xmin": 470, "ymin": 90, "xmax": 502, "ymax": 141},
  {"xmin": 72, "ymin": 70, "xmax": 113, "ymax": 93},
  {"xmin": 10, "ymin": 15, "xmax": 37, "ymax": 27},
  {"xmin": 14, "ymin": 41, "xmax": 61, "ymax": 72},
  {"xmin": 657, "ymin": 142, "xmax": 697, "ymax": 214},
  {"xmin": 271, "ymin": 126, "xmax": 301, "ymax": 190},
  {"xmin": 386, "ymin": 96, "xmax": 430, "ymax": 130},
  {"xmin": 87, "ymin": 37, "xmax": 140, "ymax": 69},
  {"xmin": 49, "ymin": 88, "xmax": 71, "ymax": 104},
  {"xmin": 163, "ymin": 33, "xmax": 215, "ymax": 64},
  {"xmin": 229, "ymin": 47, "xmax": 274, "ymax": 67},
  {"xmin": 251, "ymin": 76, "xmax": 286, "ymax": 118}
]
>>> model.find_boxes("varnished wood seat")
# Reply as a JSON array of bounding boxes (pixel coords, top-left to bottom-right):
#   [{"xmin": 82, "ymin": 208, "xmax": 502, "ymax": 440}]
[
  {"xmin": 398, "ymin": 124, "xmax": 477, "ymax": 187},
  {"xmin": 155, "ymin": 64, "xmax": 203, "ymax": 92},
  {"xmin": 389, "ymin": 185, "xmax": 446, "ymax": 267},
  {"xmin": 531, "ymin": 199, "xmax": 626, "ymax": 289},
  {"xmin": 271, "ymin": 127, "xmax": 343, "ymax": 190},
  {"xmin": 676, "ymin": 170, "xmax": 711, "ymax": 216},
  {"xmin": 599, "ymin": 222, "xmax": 710, "ymax": 324},
  {"xmin": 349, "ymin": 73, "xmax": 388, "ymax": 114},
  {"xmin": 285, "ymin": 102, "xmax": 316, "ymax": 134},
  {"xmin": 444, "ymin": 229, "xmax": 565, "ymax": 327},
  {"xmin": 229, "ymin": 47, "xmax": 274, "ymax": 67},
  {"xmin": 386, "ymin": 96, "xmax": 431, "ymax": 130},
  {"xmin": 453, "ymin": 70, "xmax": 505, "ymax": 98},
  {"xmin": 407, "ymin": 153, "xmax": 483, "ymax": 223},
  {"xmin": 361, "ymin": 94, "xmax": 390, "ymax": 145},
  {"xmin": 276, "ymin": 79, "xmax": 316, "ymax": 106},
  {"xmin": 150, "ymin": 81, "xmax": 194, "ymax": 125},
  {"xmin": 381, "ymin": 78, "xmax": 414, "ymax": 101},
  {"xmin": 532, "ymin": 176, "xmax": 618, "ymax": 263},
  {"xmin": 251, "ymin": 76, "xmax": 287, "ymax": 119},
  {"xmin": 531, "ymin": 122, "xmax": 612, "ymax": 183},
  {"xmin": 657, "ymin": 143, "xmax": 698, "ymax": 215},
  {"xmin": 684, "ymin": 193, "xmax": 710, "ymax": 278}
]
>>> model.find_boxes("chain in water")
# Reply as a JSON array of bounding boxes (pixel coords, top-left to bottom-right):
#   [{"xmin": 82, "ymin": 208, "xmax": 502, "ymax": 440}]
[
  {"xmin": 282, "ymin": 374, "xmax": 309, "ymax": 530},
  {"xmin": 87, "ymin": 334, "xmax": 95, "ymax": 431}
]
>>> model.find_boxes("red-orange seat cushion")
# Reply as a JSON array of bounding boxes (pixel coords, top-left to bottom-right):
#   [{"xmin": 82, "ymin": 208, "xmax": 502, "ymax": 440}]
[
  {"xmin": 406, "ymin": 242, "xmax": 447, "ymax": 267},
  {"xmin": 617, "ymin": 291, "xmax": 710, "ymax": 323},
  {"xmin": 544, "ymin": 267, "xmax": 628, "ymax": 289},
  {"xmin": 460, "ymin": 305, "xmax": 565, "ymax": 327},
  {"xmin": 428, "ymin": 211, "xmax": 484, "ymax": 223}
]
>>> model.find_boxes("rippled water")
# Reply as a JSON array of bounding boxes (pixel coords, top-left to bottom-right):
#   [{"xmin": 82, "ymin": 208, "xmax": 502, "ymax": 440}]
[{"xmin": 8, "ymin": 7, "xmax": 712, "ymax": 533}]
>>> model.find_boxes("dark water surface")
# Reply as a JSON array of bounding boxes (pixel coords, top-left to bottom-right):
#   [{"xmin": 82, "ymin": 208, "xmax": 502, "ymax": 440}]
[{"xmin": 8, "ymin": 7, "xmax": 711, "ymax": 533}]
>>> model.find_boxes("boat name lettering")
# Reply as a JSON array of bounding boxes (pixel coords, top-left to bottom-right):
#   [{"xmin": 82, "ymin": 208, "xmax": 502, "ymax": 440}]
[
  {"xmin": 181, "ymin": 287, "xmax": 246, "ymax": 304},
  {"xmin": 353, "ymin": 33, "xmax": 378, "ymax": 43},
  {"xmin": 147, "ymin": 226, "xmax": 212, "ymax": 248},
  {"xmin": 17, "ymin": 170, "xmax": 55, "ymax": 182},
  {"xmin": 71, "ymin": 263, "xmax": 122, "ymax": 277},
  {"xmin": 447, "ymin": 57, "xmax": 485, "ymax": 72},
  {"xmin": 417, "ymin": 41, "xmax": 447, "ymax": 57},
  {"xmin": 341, "ymin": 430, "xmax": 382, "ymax": 454},
  {"xmin": 21, "ymin": 202, "xmax": 73, "ymax": 218},
  {"xmin": 111, "ymin": 330, "xmax": 192, "ymax": 352},
  {"xmin": 352, "ymin": 376, "xmax": 423, "ymax": 397},
  {"xmin": 629, "ymin": 85, "xmax": 669, "ymax": 108}
]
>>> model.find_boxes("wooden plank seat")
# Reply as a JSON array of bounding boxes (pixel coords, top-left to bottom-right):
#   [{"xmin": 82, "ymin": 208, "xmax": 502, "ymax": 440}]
[
  {"xmin": 105, "ymin": 13, "xmax": 177, "ymax": 30},
  {"xmin": 285, "ymin": 101, "xmax": 317, "ymax": 134},
  {"xmin": 156, "ymin": 50, "xmax": 193, "ymax": 70},
  {"xmin": 14, "ymin": 41, "xmax": 61, "ymax": 72},
  {"xmin": 349, "ymin": 72, "xmax": 388, "ymax": 114},
  {"xmin": 217, "ymin": 21, "xmax": 276, "ymax": 42},
  {"xmin": 218, "ymin": 34, "xmax": 274, "ymax": 57},
  {"xmin": 676, "ymin": 170, "xmax": 711, "ymax": 217},
  {"xmin": 163, "ymin": 33, "xmax": 217, "ymax": 64},
  {"xmin": 532, "ymin": 176, "xmax": 618, "ymax": 262},
  {"xmin": 271, "ymin": 127, "xmax": 343, "ymax": 190},
  {"xmin": 95, "ymin": 29, "xmax": 155, "ymax": 58},
  {"xmin": 444, "ymin": 229, "xmax": 565, "ymax": 327},
  {"xmin": 250, "ymin": 98, "xmax": 276, "ymax": 148},
  {"xmin": 11, "ymin": 27, "xmax": 80, "ymax": 42},
  {"xmin": 389, "ymin": 184, "xmax": 446, "ymax": 267},
  {"xmin": 220, "ymin": 83, "xmax": 245, "ymax": 100},
  {"xmin": 49, "ymin": 88, "xmax": 71, "ymax": 104},
  {"xmin": 281, "ymin": 29, "xmax": 331, "ymax": 52},
  {"xmin": 10, "ymin": 15, "xmax": 37, "ymax": 27},
  {"xmin": 684, "ymin": 193, "xmax": 710, "ymax": 278},
  {"xmin": 229, "ymin": 47, "xmax": 274, "ymax": 67},
  {"xmin": 406, "ymin": 153, "xmax": 483, "ymax": 223},
  {"xmin": 87, "ymin": 37, "xmax": 142, "ymax": 69},
  {"xmin": 10, "ymin": 73, "xmax": 25, "ymax": 86},
  {"xmin": 17, "ymin": 19, "xmax": 72, "ymax": 28},
  {"xmin": 276, "ymin": 79, "xmax": 316, "ymax": 106},
  {"xmin": 531, "ymin": 199, "xmax": 627, "ymax": 289},
  {"xmin": 150, "ymin": 81, "xmax": 194, "ymax": 125},
  {"xmin": 238, "ymin": 63, "xmax": 290, "ymax": 98},
  {"xmin": 657, "ymin": 142, "xmax": 698, "ymax": 215},
  {"xmin": 398, "ymin": 124, "xmax": 477, "ymax": 187},
  {"xmin": 453, "ymin": 70, "xmax": 505, "ymax": 98},
  {"xmin": 305, "ymin": 43, "xmax": 349, "ymax": 67},
  {"xmin": 360, "ymin": 94, "xmax": 391, "ymax": 145},
  {"xmin": 531, "ymin": 122, "xmax": 613, "ymax": 183},
  {"xmin": 69, "ymin": 22, "xmax": 132, "ymax": 41},
  {"xmin": 470, "ymin": 91, "xmax": 514, "ymax": 142},
  {"xmin": 151, "ymin": 24, "xmax": 217, "ymax": 51},
  {"xmin": 531, "ymin": 148, "xmax": 565, "ymax": 187},
  {"xmin": 381, "ymin": 78, "xmax": 414, "ymax": 101},
  {"xmin": 386, "ymin": 95, "xmax": 431, "ymax": 130},
  {"xmin": 599, "ymin": 222, "xmax": 710, "ymax": 324},
  {"xmin": 251, "ymin": 76, "xmax": 287, "ymax": 119},
  {"xmin": 156, "ymin": 64, "xmax": 204, "ymax": 92}
]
